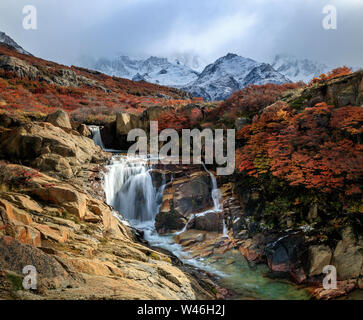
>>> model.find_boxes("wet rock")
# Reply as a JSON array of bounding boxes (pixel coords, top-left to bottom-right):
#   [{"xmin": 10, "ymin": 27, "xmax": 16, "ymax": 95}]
[
  {"xmin": 188, "ymin": 211, "xmax": 223, "ymax": 233},
  {"xmin": 265, "ymin": 233, "xmax": 307, "ymax": 283},
  {"xmin": 155, "ymin": 169, "xmax": 214, "ymax": 234},
  {"xmin": 238, "ymin": 233, "xmax": 266, "ymax": 263},
  {"xmin": 155, "ymin": 211, "xmax": 187, "ymax": 235},
  {"xmin": 310, "ymin": 279, "xmax": 357, "ymax": 300}
]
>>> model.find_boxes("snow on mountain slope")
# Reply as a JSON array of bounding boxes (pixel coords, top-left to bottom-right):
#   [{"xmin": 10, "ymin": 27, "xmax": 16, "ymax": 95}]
[
  {"xmin": 79, "ymin": 55, "xmax": 199, "ymax": 87},
  {"xmin": 79, "ymin": 53, "xmax": 290, "ymax": 101},
  {"xmin": 0, "ymin": 31, "xmax": 31, "ymax": 55},
  {"xmin": 271, "ymin": 54, "xmax": 330, "ymax": 83},
  {"xmin": 183, "ymin": 53, "xmax": 290, "ymax": 101}
]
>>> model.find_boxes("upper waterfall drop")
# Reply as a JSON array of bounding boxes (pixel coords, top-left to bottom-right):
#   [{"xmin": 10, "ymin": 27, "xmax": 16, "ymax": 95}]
[{"xmin": 88, "ymin": 125, "xmax": 105, "ymax": 150}]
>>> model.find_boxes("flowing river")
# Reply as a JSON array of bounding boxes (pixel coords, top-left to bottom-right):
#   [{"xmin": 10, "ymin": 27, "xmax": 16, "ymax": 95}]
[{"xmin": 92, "ymin": 126, "xmax": 310, "ymax": 300}]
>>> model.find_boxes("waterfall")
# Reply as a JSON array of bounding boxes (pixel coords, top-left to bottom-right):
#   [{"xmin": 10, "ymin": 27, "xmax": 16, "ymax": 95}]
[
  {"xmin": 202, "ymin": 163, "xmax": 222, "ymax": 212},
  {"xmin": 103, "ymin": 156, "xmax": 163, "ymax": 222},
  {"xmin": 89, "ymin": 125, "xmax": 105, "ymax": 150}
]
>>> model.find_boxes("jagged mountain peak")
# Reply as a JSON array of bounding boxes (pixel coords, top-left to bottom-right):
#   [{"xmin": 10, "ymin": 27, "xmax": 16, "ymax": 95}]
[
  {"xmin": 79, "ymin": 54, "xmax": 200, "ymax": 87},
  {"xmin": 183, "ymin": 53, "xmax": 290, "ymax": 101}
]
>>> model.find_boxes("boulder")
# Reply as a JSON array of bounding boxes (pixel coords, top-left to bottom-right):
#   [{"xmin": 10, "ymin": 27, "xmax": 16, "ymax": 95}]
[
  {"xmin": 308, "ymin": 245, "xmax": 332, "ymax": 277},
  {"xmin": 45, "ymin": 110, "xmax": 72, "ymax": 129},
  {"xmin": 155, "ymin": 211, "xmax": 187, "ymax": 235},
  {"xmin": 116, "ymin": 112, "xmax": 141, "ymax": 136},
  {"xmin": 155, "ymin": 170, "xmax": 214, "ymax": 234},
  {"xmin": 188, "ymin": 211, "xmax": 223, "ymax": 232},
  {"xmin": 265, "ymin": 233, "xmax": 307, "ymax": 283},
  {"xmin": 332, "ymin": 227, "xmax": 363, "ymax": 280},
  {"xmin": 172, "ymin": 172, "xmax": 213, "ymax": 216}
]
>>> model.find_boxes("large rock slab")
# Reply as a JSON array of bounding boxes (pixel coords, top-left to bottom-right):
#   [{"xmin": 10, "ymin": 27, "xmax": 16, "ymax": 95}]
[{"xmin": 0, "ymin": 122, "xmax": 109, "ymax": 178}]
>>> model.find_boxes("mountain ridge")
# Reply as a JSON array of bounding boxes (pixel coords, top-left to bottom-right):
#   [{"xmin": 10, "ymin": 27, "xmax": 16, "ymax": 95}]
[{"xmin": 0, "ymin": 31, "xmax": 31, "ymax": 56}]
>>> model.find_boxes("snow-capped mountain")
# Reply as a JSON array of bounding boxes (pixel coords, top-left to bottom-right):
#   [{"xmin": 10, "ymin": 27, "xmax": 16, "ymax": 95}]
[
  {"xmin": 0, "ymin": 31, "xmax": 31, "ymax": 55},
  {"xmin": 182, "ymin": 53, "xmax": 290, "ymax": 101},
  {"xmin": 79, "ymin": 53, "xmax": 290, "ymax": 101},
  {"xmin": 271, "ymin": 54, "xmax": 330, "ymax": 83},
  {"xmin": 79, "ymin": 55, "xmax": 199, "ymax": 87}
]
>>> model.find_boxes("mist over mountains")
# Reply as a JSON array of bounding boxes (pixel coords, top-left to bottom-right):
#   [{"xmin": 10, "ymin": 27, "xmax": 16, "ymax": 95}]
[
  {"xmin": 0, "ymin": 30, "xmax": 351, "ymax": 101},
  {"xmin": 78, "ymin": 52, "xmax": 333, "ymax": 101}
]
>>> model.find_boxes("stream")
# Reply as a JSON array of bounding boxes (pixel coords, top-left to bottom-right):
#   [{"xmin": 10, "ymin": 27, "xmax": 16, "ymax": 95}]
[{"xmin": 92, "ymin": 126, "xmax": 311, "ymax": 300}]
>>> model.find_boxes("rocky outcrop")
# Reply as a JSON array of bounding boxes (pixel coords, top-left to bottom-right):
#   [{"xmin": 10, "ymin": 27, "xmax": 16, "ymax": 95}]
[
  {"xmin": 0, "ymin": 55, "xmax": 39, "ymax": 79},
  {"xmin": 282, "ymin": 70, "xmax": 363, "ymax": 109},
  {"xmin": 307, "ymin": 245, "xmax": 332, "ymax": 277},
  {"xmin": 332, "ymin": 227, "xmax": 363, "ymax": 280},
  {"xmin": 0, "ymin": 162, "xmax": 216, "ymax": 300},
  {"xmin": 0, "ymin": 54, "xmax": 105, "ymax": 90},
  {"xmin": 0, "ymin": 111, "xmax": 219, "ymax": 300},
  {"xmin": 0, "ymin": 122, "xmax": 109, "ymax": 178}
]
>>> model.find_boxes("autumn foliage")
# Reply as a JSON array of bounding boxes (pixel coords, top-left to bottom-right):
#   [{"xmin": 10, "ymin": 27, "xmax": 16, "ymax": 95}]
[
  {"xmin": 236, "ymin": 102, "xmax": 363, "ymax": 198},
  {"xmin": 0, "ymin": 44, "xmax": 194, "ymax": 121},
  {"xmin": 207, "ymin": 83, "xmax": 304, "ymax": 124},
  {"xmin": 310, "ymin": 66, "xmax": 352, "ymax": 85}
]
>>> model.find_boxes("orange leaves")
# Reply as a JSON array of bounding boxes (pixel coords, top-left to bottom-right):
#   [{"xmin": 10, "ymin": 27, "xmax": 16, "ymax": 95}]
[
  {"xmin": 236, "ymin": 101, "xmax": 363, "ymax": 196},
  {"xmin": 218, "ymin": 83, "xmax": 303, "ymax": 121},
  {"xmin": 309, "ymin": 66, "xmax": 352, "ymax": 85},
  {"xmin": 0, "ymin": 44, "xmax": 193, "ymax": 116}
]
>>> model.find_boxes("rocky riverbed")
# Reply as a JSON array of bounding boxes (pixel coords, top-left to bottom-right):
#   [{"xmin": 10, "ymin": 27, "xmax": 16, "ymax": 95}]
[{"xmin": 0, "ymin": 109, "xmax": 362, "ymax": 300}]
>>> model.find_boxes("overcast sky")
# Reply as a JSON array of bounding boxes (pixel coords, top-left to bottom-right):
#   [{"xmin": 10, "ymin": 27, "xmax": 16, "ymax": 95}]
[{"xmin": 0, "ymin": 0, "xmax": 362, "ymax": 68}]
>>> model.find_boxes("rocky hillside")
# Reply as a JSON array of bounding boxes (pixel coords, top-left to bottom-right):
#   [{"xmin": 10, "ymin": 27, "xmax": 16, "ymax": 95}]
[{"xmin": 0, "ymin": 42, "xmax": 194, "ymax": 123}]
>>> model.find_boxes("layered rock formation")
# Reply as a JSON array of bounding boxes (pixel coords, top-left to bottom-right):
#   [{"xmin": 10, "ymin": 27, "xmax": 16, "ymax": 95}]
[{"xmin": 0, "ymin": 110, "xmax": 217, "ymax": 300}]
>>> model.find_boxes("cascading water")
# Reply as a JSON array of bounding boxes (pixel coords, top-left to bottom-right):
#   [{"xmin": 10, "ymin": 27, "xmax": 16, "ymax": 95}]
[
  {"xmin": 202, "ymin": 163, "xmax": 222, "ymax": 212},
  {"xmin": 101, "ymin": 155, "xmax": 310, "ymax": 298},
  {"xmin": 89, "ymin": 125, "xmax": 105, "ymax": 150},
  {"xmin": 104, "ymin": 156, "xmax": 162, "ymax": 223}
]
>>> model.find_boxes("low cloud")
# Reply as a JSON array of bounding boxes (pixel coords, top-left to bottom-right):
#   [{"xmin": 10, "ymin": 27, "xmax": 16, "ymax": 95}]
[{"xmin": 0, "ymin": 0, "xmax": 362, "ymax": 67}]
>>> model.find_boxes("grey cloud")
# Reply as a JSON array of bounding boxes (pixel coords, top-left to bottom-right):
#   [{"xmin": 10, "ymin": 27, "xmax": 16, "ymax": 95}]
[{"xmin": 0, "ymin": 0, "xmax": 362, "ymax": 68}]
